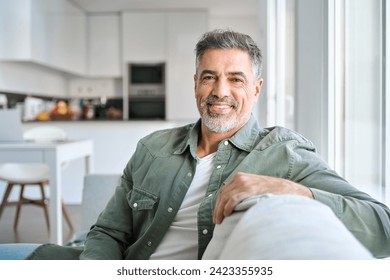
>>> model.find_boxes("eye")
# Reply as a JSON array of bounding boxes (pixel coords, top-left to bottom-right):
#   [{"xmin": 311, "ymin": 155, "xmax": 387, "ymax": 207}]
[
  {"xmin": 203, "ymin": 75, "xmax": 215, "ymax": 80},
  {"xmin": 201, "ymin": 75, "xmax": 216, "ymax": 84},
  {"xmin": 231, "ymin": 77, "xmax": 244, "ymax": 83}
]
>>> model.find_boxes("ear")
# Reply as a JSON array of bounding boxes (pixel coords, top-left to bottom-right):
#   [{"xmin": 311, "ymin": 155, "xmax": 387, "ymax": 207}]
[
  {"xmin": 194, "ymin": 74, "xmax": 198, "ymax": 97},
  {"xmin": 253, "ymin": 78, "xmax": 263, "ymax": 103}
]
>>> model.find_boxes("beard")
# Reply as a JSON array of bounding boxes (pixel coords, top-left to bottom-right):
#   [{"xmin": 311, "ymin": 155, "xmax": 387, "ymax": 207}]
[{"xmin": 199, "ymin": 96, "xmax": 248, "ymax": 133}]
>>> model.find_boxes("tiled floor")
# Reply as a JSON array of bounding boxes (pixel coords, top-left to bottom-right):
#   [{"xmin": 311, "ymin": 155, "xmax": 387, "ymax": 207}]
[{"xmin": 0, "ymin": 204, "xmax": 81, "ymax": 245}]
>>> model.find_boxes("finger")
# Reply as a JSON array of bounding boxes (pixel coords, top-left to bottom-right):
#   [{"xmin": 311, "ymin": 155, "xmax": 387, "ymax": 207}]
[
  {"xmin": 214, "ymin": 189, "xmax": 248, "ymax": 224},
  {"xmin": 222, "ymin": 192, "xmax": 249, "ymax": 219},
  {"xmin": 213, "ymin": 189, "xmax": 227, "ymax": 224},
  {"xmin": 213, "ymin": 183, "xmax": 232, "ymax": 224}
]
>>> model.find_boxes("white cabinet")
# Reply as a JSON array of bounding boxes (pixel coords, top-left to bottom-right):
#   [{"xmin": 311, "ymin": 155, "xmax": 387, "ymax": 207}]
[
  {"xmin": 32, "ymin": 0, "xmax": 87, "ymax": 74},
  {"xmin": 88, "ymin": 14, "xmax": 121, "ymax": 77},
  {"xmin": 0, "ymin": 0, "xmax": 32, "ymax": 60},
  {"xmin": 121, "ymin": 11, "xmax": 207, "ymax": 121},
  {"xmin": 122, "ymin": 12, "xmax": 167, "ymax": 63},
  {"xmin": 0, "ymin": 0, "xmax": 87, "ymax": 75}
]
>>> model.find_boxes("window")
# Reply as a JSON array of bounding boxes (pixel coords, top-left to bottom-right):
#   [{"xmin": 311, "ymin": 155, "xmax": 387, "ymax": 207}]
[
  {"xmin": 263, "ymin": 0, "xmax": 389, "ymax": 205},
  {"xmin": 330, "ymin": 0, "xmax": 386, "ymax": 202}
]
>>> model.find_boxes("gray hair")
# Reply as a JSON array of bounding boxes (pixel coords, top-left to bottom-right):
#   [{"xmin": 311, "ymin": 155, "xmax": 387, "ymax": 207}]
[{"xmin": 195, "ymin": 29, "xmax": 263, "ymax": 80}]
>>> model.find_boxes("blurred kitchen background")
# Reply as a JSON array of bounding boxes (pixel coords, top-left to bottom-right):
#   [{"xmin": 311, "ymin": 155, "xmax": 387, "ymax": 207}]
[{"xmin": 0, "ymin": 0, "xmax": 389, "ymax": 208}]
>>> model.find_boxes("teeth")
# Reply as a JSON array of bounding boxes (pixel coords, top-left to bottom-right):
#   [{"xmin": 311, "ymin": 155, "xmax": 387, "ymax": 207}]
[
  {"xmin": 214, "ymin": 105, "xmax": 229, "ymax": 109},
  {"xmin": 210, "ymin": 104, "xmax": 231, "ymax": 109}
]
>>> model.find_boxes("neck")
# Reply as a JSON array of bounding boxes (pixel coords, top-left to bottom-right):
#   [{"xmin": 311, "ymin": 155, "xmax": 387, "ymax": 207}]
[{"xmin": 197, "ymin": 123, "xmax": 241, "ymax": 158}]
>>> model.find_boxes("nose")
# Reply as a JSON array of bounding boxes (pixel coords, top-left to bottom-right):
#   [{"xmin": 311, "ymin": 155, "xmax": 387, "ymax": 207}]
[{"xmin": 213, "ymin": 79, "xmax": 230, "ymax": 98}]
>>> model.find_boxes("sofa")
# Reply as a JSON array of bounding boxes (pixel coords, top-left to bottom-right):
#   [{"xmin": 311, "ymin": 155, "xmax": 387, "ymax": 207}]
[{"xmin": 0, "ymin": 173, "xmax": 377, "ymax": 260}]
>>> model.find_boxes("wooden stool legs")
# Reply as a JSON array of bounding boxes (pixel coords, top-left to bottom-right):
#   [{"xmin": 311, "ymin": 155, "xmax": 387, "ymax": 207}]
[
  {"xmin": 0, "ymin": 183, "xmax": 14, "ymax": 220},
  {"xmin": 62, "ymin": 203, "xmax": 74, "ymax": 231},
  {"xmin": 0, "ymin": 182, "xmax": 74, "ymax": 232},
  {"xmin": 13, "ymin": 184, "xmax": 25, "ymax": 230}
]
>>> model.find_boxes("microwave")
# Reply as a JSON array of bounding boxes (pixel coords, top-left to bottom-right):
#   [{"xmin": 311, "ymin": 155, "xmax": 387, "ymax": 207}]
[{"xmin": 128, "ymin": 63, "xmax": 165, "ymax": 97}]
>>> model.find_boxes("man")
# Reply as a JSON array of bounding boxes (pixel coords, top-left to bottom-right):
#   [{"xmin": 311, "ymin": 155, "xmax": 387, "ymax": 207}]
[{"xmin": 79, "ymin": 29, "xmax": 390, "ymax": 260}]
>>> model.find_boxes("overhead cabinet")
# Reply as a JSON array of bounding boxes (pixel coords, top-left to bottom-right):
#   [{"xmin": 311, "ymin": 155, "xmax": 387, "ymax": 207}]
[
  {"xmin": 0, "ymin": 0, "xmax": 31, "ymax": 60},
  {"xmin": 0, "ymin": 0, "xmax": 87, "ymax": 75},
  {"xmin": 122, "ymin": 12, "xmax": 167, "ymax": 63},
  {"xmin": 87, "ymin": 14, "xmax": 121, "ymax": 77}
]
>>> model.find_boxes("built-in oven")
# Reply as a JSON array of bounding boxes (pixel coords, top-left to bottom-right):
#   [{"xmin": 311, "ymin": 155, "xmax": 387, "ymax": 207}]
[
  {"xmin": 128, "ymin": 63, "xmax": 165, "ymax": 119},
  {"xmin": 128, "ymin": 95, "xmax": 165, "ymax": 119}
]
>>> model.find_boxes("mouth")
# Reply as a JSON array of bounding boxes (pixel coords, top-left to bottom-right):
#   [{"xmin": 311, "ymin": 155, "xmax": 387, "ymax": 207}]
[
  {"xmin": 207, "ymin": 102, "xmax": 234, "ymax": 114},
  {"xmin": 204, "ymin": 97, "xmax": 238, "ymax": 115}
]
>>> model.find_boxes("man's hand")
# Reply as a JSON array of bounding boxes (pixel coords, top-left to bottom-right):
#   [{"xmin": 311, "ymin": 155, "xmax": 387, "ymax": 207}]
[{"xmin": 213, "ymin": 172, "xmax": 313, "ymax": 224}]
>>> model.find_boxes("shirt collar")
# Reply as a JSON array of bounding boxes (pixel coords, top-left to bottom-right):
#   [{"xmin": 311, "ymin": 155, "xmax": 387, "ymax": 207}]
[
  {"xmin": 173, "ymin": 120, "xmax": 201, "ymax": 158},
  {"xmin": 229, "ymin": 115, "xmax": 261, "ymax": 152},
  {"xmin": 173, "ymin": 115, "xmax": 261, "ymax": 156}
]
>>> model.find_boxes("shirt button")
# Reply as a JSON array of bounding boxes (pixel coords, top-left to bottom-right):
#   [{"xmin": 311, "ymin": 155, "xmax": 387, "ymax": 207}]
[
  {"xmin": 187, "ymin": 172, "xmax": 192, "ymax": 177},
  {"xmin": 167, "ymin": 207, "xmax": 173, "ymax": 213},
  {"xmin": 147, "ymin": 241, "xmax": 152, "ymax": 247},
  {"xmin": 202, "ymin": 229, "xmax": 208, "ymax": 235},
  {"xmin": 133, "ymin": 203, "xmax": 138, "ymax": 208},
  {"xmin": 208, "ymin": 193, "xmax": 213, "ymax": 198},
  {"xmin": 216, "ymin": 165, "xmax": 221, "ymax": 169},
  {"xmin": 224, "ymin": 141, "xmax": 229, "ymax": 146}
]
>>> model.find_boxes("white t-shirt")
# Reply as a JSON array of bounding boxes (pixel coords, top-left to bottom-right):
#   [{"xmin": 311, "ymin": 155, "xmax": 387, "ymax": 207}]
[{"xmin": 149, "ymin": 152, "xmax": 216, "ymax": 259}]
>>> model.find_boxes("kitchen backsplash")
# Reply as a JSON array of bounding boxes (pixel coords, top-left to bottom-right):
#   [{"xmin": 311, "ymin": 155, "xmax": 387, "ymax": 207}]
[{"xmin": 0, "ymin": 92, "xmax": 123, "ymax": 121}]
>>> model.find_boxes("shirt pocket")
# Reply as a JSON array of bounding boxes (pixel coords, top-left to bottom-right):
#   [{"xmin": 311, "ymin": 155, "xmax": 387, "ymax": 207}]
[
  {"xmin": 127, "ymin": 187, "xmax": 158, "ymax": 239},
  {"xmin": 127, "ymin": 187, "xmax": 158, "ymax": 211}
]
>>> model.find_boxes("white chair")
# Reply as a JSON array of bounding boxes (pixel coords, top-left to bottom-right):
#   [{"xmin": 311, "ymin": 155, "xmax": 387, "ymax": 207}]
[{"xmin": 0, "ymin": 126, "xmax": 73, "ymax": 231}]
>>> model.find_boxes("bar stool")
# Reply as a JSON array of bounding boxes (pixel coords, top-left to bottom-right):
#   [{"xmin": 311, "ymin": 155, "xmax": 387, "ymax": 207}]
[
  {"xmin": 0, "ymin": 126, "xmax": 73, "ymax": 231},
  {"xmin": 0, "ymin": 163, "xmax": 73, "ymax": 231}
]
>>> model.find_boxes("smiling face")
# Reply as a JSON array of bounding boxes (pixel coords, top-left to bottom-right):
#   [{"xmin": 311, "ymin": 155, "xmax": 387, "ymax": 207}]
[{"xmin": 194, "ymin": 48, "xmax": 263, "ymax": 135}]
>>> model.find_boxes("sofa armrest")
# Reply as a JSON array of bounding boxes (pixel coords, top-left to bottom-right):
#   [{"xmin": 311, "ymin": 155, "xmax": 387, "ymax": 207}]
[{"xmin": 80, "ymin": 174, "xmax": 121, "ymax": 232}]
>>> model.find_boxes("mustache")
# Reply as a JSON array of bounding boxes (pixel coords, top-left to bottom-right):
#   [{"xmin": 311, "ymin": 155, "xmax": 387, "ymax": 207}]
[{"xmin": 203, "ymin": 96, "xmax": 239, "ymax": 107}]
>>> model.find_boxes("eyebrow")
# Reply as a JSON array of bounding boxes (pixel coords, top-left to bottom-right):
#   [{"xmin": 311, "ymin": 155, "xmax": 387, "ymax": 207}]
[
  {"xmin": 199, "ymin": 70, "xmax": 248, "ymax": 81},
  {"xmin": 199, "ymin": 70, "xmax": 217, "ymax": 78},
  {"xmin": 228, "ymin": 71, "xmax": 248, "ymax": 82}
]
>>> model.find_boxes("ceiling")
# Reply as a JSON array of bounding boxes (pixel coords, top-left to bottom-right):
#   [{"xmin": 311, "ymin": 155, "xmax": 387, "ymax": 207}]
[{"xmin": 69, "ymin": 0, "xmax": 259, "ymax": 16}]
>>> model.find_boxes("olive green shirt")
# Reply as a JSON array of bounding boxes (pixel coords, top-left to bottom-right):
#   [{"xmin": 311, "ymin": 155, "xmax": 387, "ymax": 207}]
[{"xmin": 80, "ymin": 116, "xmax": 390, "ymax": 259}]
